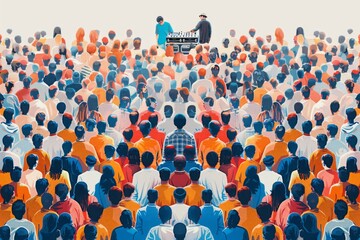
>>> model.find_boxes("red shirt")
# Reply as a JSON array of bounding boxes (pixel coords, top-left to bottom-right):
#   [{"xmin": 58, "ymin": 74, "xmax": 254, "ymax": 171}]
[
  {"xmin": 194, "ymin": 128, "xmax": 211, "ymax": 150},
  {"xmin": 219, "ymin": 164, "xmax": 237, "ymax": 183},
  {"xmin": 275, "ymin": 198, "xmax": 309, "ymax": 230},
  {"xmin": 169, "ymin": 171, "xmax": 191, "ymax": 187},
  {"xmin": 123, "ymin": 164, "xmax": 141, "ymax": 183},
  {"xmin": 139, "ymin": 109, "xmax": 162, "ymax": 122},
  {"xmin": 16, "ymin": 88, "xmax": 32, "ymax": 102},
  {"xmin": 128, "ymin": 124, "xmax": 143, "ymax": 143},
  {"xmin": 149, "ymin": 128, "xmax": 166, "ymax": 150},
  {"xmin": 51, "ymin": 198, "xmax": 84, "ymax": 229},
  {"xmin": 217, "ymin": 125, "xmax": 232, "ymax": 143},
  {"xmin": 317, "ymin": 169, "xmax": 339, "ymax": 197},
  {"xmin": 115, "ymin": 157, "xmax": 129, "ymax": 168},
  {"xmin": 198, "ymin": 110, "xmax": 221, "ymax": 123},
  {"xmin": 231, "ymin": 157, "xmax": 245, "ymax": 168}
]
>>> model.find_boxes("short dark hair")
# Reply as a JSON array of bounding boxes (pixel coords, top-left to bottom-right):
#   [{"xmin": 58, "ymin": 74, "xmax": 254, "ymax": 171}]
[
  {"xmin": 256, "ymin": 202, "xmax": 272, "ymax": 222},
  {"xmin": 123, "ymin": 183, "xmax": 135, "ymax": 198},
  {"xmin": 322, "ymin": 154, "xmax": 333, "ymax": 168},
  {"xmin": 141, "ymin": 151, "xmax": 154, "ymax": 168},
  {"xmin": 156, "ymin": 16, "xmax": 164, "ymax": 23},
  {"xmin": 87, "ymin": 202, "xmax": 104, "ymax": 222},
  {"xmin": 108, "ymin": 187, "xmax": 123, "ymax": 205},
  {"xmin": 12, "ymin": 200, "xmax": 26, "ymax": 220},
  {"xmin": 147, "ymin": 189, "xmax": 158, "ymax": 203},
  {"xmin": 225, "ymin": 183, "xmax": 237, "ymax": 198},
  {"xmin": 291, "ymin": 183, "xmax": 305, "ymax": 201},
  {"xmin": 206, "ymin": 151, "xmax": 218, "ymax": 168},
  {"xmin": 174, "ymin": 188, "xmax": 186, "ymax": 203},
  {"xmin": 159, "ymin": 168, "xmax": 171, "ymax": 181},
  {"xmin": 237, "ymin": 186, "xmax": 251, "ymax": 205},
  {"xmin": 55, "ymin": 183, "xmax": 69, "ymax": 201},
  {"xmin": 334, "ymin": 199, "xmax": 348, "ymax": 220},
  {"xmin": 174, "ymin": 114, "xmax": 186, "ymax": 129},
  {"xmin": 201, "ymin": 189, "xmax": 213, "ymax": 203}
]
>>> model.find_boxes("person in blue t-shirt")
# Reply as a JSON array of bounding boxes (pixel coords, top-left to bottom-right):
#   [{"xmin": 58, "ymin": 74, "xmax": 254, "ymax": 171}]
[{"xmin": 155, "ymin": 16, "xmax": 173, "ymax": 50}]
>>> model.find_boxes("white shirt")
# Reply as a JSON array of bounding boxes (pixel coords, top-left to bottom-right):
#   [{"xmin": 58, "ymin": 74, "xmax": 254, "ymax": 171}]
[
  {"xmin": 20, "ymin": 169, "xmax": 42, "ymax": 197},
  {"xmin": 184, "ymin": 118, "xmax": 203, "ymax": 135},
  {"xmin": 133, "ymin": 168, "xmax": 161, "ymax": 207},
  {"xmin": 77, "ymin": 168, "xmax": 102, "ymax": 195},
  {"xmin": 339, "ymin": 151, "xmax": 360, "ymax": 169},
  {"xmin": 241, "ymin": 102, "xmax": 261, "ymax": 121},
  {"xmin": 157, "ymin": 118, "xmax": 176, "ymax": 134},
  {"xmin": 264, "ymin": 64, "xmax": 280, "ymax": 79},
  {"xmin": 229, "ymin": 108, "xmax": 247, "ymax": 132},
  {"xmin": 170, "ymin": 203, "xmax": 190, "ymax": 225},
  {"xmin": 300, "ymin": 99, "xmax": 316, "ymax": 120},
  {"xmin": 12, "ymin": 138, "xmax": 34, "ymax": 166},
  {"xmin": 6, "ymin": 218, "xmax": 37, "ymax": 240},
  {"xmin": 31, "ymin": 82, "xmax": 49, "ymax": 101},
  {"xmin": 199, "ymin": 168, "xmax": 227, "ymax": 207},
  {"xmin": 113, "ymin": 108, "xmax": 131, "ymax": 133},
  {"xmin": 258, "ymin": 168, "xmax": 283, "ymax": 195},
  {"xmin": 326, "ymin": 138, "xmax": 348, "ymax": 167},
  {"xmin": 296, "ymin": 135, "xmax": 317, "ymax": 159},
  {"xmin": 311, "ymin": 99, "xmax": 331, "ymax": 120},
  {"xmin": 45, "ymin": 98, "xmax": 60, "ymax": 120},
  {"xmin": 29, "ymin": 99, "xmax": 49, "ymax": 119},
  {"xmin": 99, "ymin": 102, "xmax": 118, "ymax": 120},
  {"xmin": 185, "ymin": 224, "xmax": 214, "ymax": 240},
  {"xmin": 105, "ymin": 128, "xmax": 123, "ymax": 147},
  {"xmin": 146, "ymin": 224, "xmax": 174, "ymax": 240},
  {"xmin": 0, "ymin": 150, "xmax": 22, "ymax": 169},
  {"xmin": 43, "ymin": 135, "xmax": 64, "ymax": 160},
  {"xmin": 339, "ymin": 93, "xmax": 357, "ymax": 116}
]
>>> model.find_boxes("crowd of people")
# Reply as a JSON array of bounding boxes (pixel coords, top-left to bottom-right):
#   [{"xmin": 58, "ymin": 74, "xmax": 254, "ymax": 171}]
[{"xmin": 0, "ymin": 25, "xmax": 360, "ymax": 240}]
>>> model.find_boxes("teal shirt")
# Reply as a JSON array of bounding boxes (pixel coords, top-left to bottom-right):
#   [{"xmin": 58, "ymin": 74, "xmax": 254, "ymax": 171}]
[{"xmin": 155, "ymin": 22, "xmax": 173, "ymax": 44}]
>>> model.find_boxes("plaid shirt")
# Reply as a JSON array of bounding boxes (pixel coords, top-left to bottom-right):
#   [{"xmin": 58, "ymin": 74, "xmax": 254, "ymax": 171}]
[{"xmin": 164, "ymin": 129, "xmax": 196, "ymax": 155}]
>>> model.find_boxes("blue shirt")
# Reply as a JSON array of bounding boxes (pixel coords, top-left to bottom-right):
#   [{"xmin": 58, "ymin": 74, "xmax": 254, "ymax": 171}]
[
  {"xmin": 135, "ymin": 204, "xmax": 161, "ymax": 240},
  {"xmin": 223, "ymin": 227, "xmax": 249, "ymax": 240},
  {"xmin": 155, "ymin": 22, "xmax": 173, "ymax": 45},
  {"xmin": 184, "ymin": 161, "xmax": 202, "ymax": 173},
  {"xmin": 111, "ymin": 227, "xmax": 137, "ymax": 240},
  {"xmin": 199, "ymin": 204, "xmax": 225, "ymax": 240},
  {"xmin": 157, "ymin": 161, "xmax": 176, "ymax": 173}
]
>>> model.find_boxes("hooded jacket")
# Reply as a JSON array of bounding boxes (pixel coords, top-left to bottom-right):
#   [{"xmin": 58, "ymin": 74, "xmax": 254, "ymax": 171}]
[
  {"xmin": 340, "ymin": 122, "xmax": 360, "ymax": 149},
  {"xmin": 0, "ymin": 122, "xmax": 20, "ymax": 145}
]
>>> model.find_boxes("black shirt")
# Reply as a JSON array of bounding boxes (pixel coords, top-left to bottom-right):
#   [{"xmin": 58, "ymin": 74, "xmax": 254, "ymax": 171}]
[{"xmin": 193, "ymin": 19, "xmax": 212, "ymax": 44}]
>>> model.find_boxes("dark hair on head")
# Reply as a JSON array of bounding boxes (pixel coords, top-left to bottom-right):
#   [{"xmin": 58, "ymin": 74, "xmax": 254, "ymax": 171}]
[
  {"xmin": 120, "ymin": 210, "xmax": 133, "ymax": 228},
  {"xmin": 20, "ymin": 101, "xmax": 30, "ymax": 115},
  {"xmin": 26, "ymin": 154, "xmax": 38, "ymax": 169},
  {"xmin": 0, "ymin": 225, "xmax": 10, "ymax": 240},
  {"xmin": 147, "ymin": 189, "xmax": 158, "ymax": 203},
  {"xmin": 84, "ymin": 224, "xmax": 97, "ymax": 240},
  {"xmin": 245, "ymin": 145, "xmax": 255, "ymax": 159},
  {"xmin": 10, "ymin": 167, "xmax": 22, "ymax": 183},
  {"xmin": 226, "ymin": 128, "xmax": 237, "ymax": 142},
  {"xmin": 60, "ymin": 224, "xmax": 76, "ymax": 240},
  {"xmin": 237, "ymin": 186, "xmax": 251, "ymax": 205},
  {"xmin": 148, "ymin": 114, "xmax": 158, "ymax": 129},
  {"xmin": 338, "ymin": 167, "xmax": 350, "ymax": 182},
  {"xmin": 270, "ymin": 182, "xmax": 286, "ymax": 211},
  {"xmin": 256, "ymin": 202, "xmax": 272, "ymax": 222},
  {"xmin": 297, "ymin": 157, "xmax": 311, "ymax": 180},
  {"xmin": 174, "ymin": 188, "xmax": 186, "ymax": 203},
  {"xmin": 139, "ymin": 120, "xmax": 151, "ymax": 137},
  {"xmin": 244, "ymin": 165, "xmax": 260, "ymax": 194},
  {"xmin": 346, "ymin": 184, "xmax": 359, "ymax": 204},
  {"xmin": 227, "ymin": 210, "xmax": 240, "ymax": 229},
  {"xmin": 291, "ymin": 183, "xmax": 305, "ymax": 201},
  {"xmin": 316, "ymin": 134, "xmax": 327, "ymax": 149},
  {"xmin": 189, "ymin": 168, "xmax": 201, "ymax": 181},
  {"xmin": 346, "ymin": 134, "xmax": 358, "ymax": 149},
  {"xmin": 311, "ymin": 178, "xmax": 324, "ymax": 195},
  {"xmin": 108, "ymin": 187, "xmax": 123, "ymax": 205},
  {"xmin": 242, "ymin": 114, "xmax": 252, "ymax": 128},
  {"xmin": 2, "ymin": 157, "xmax": 14, "ymax": 173},
  {"xmin": 330, "ymin": 101, "xmax": 340, "ymax": 114},
  {"xmin": 122, "ymin": 128, "xmax": 133, "ymax": 142},
  {"xmin": 334, "ymin": 199, "xmax": 348, "ymax": 220},
  {"xmin": 128, "ymin": 148, "xmax": 140, "ymax": 165},
  {"xmin": 204, "ymin": 97, "xmax": 214, "ymax": 106},
  {"xmin": 156, "ymin": 16, "xmax": 164, "ymax": 23},
  {"xmin": 201, "ymin": 189, "xmax": 213, "ymax": 203},
  {"xmin": 174, "ymin": 114, "xmax": 186, "ymax": 129},
  {"xmin": 74, "ymin": 182, "xmax": 90, "ymax": 211},
  {"xmin": 263, "ymin": 224, "xmax": 276, "ymax": 240},
  {"xmin": 159, "ymin": 168, "xmax": 171, "ymax": 181},
  {"xmin": 231, "ymin": 142, "xmax": 243, "ymax": 157},
  {"xmin": 284, "ymin": 224, "xmax": 300, "ymax": 240},
  {"xmin": 2, "ymin": 135, "xmax": 14, "ymax": 148},
  {"xmin": 261, "ymin": 94, "xmax": 272, "ymax": 111},
  {"xmin": 55, "ymin": 183, "xmax": 69, "ymax": 201},
  {"xmin": 275, "ymin": 125, "xmax": 285, "ymax": 139},
  {"xmin": 57, "ymin": 102, "xmax": 66, "ymax": 114},
  {"xmin": 116, "ymin": 142, "xmax": 128, "ymax": 158},
  {"xmin": 201, "ymin": 114, "xmax": 211, "ymax": 128},
  {"xmin": 21, "ymin": 124, "xmax": 33, "ymax": 137},
  {"xmin": 225, "ymin": 183, "xmax": 237, "ymax": 198},
  {"xmin": 220, "ymin": 148, "xmax": 232, "ymax": 165},
  {"xmin": 349, "ymin": 225, "xmax": 360, "ymax": 240},
  {"xmin": 321, "ymin": 154, "xmax": 333, "ymax": 168},
  {"xmin": 206, "ymin": 151, "xmax": 218, "ymax": 168},
  {"xmin": 301, "ymin": 120, "xmax": 312, "ymax": 134},
  {"xmin": 346, "ymin": 157, "xmax": 358, "ymax": 173},
  {"xmin": 35, "ymin": 112, "xmax": 46, "ymax": 125},
  {"xmin": 141, "ymin": 151, "xmax": 154, "ymax": 168},
  {"xmin": 99, "ymin": 166, "xmax": 116, "ymax": 194},
  {"xmin": 123, "ymin": 183, "xmax": 135, "ymax": 198},
  {"xmin": 1, "ymin": 184, "xmax": 15, "ymax": 204},
  {"xmin": 49, "ymin": 157, "xmax": 63, "ymax": 180}
]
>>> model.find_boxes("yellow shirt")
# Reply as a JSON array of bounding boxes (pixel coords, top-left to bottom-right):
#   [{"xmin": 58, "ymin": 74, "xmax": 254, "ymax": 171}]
[
  {"xmin": 288, "ymin": 171, "xmax": 315, "ymax": 200},
  {"xmin": 76, "ymin": 222, "xmax": 109, "ymax": 240},
  {"xmin": 283, "ymin": 129, "xmax": 302, "ymax": 143},
  {"xmin": 154, "ymin": 183, "xmax": 176, "ymax": 207},
  {"xmin": 24, "ymin": 149, "xmax": 51, "ymax": 177},
  {"xmin": 99, "ymin": 206, "xmax": 127, "ymax": 235},
  {"xmin": 92, "ymin": 88, "xmax": 107, "ymax": 105},
  {"xmin": 251, "ymin": 222, "xmax": 284, "ymax": 240},
  {"xmin": 119, "ymin": 199, "xmax": 140, "ymax": 225},
  {"xmin": 245, "ymin": 134, "xmax": 271, "ymax": 163},
  {"xmin": 234, "ymin": 206, "xmax": 261, "ymax": 236},
  {"xmin": 25, "ymin": 195, "xmax": 42, "ymax": 221},
  {"xmin": 71, "ymin": 141, "xmax": 100, "ymax": 172},
  {"xmin": 329, "ymin": 183, "xmax": 348, "ymax": 203},
  {"xmin": 45, "ymin": 171, "xmax": 72, "ymax": 200},
  {"xmin": 254, "ymin": 88, "xmax": 268, "ymax": 105},
  {"xmin": 309, "ymin": 148, "xmax": 336, "ymax": 176},
  {"xmin": 32, "ymin": 209, "xmax": 58, "ymax": 234},
  {"xmin": 260, "ymin": 141, "xmax": 288, "ymax": 171},
  {"xmin": 219, "ymin": 199, "xmax": 241, "ymax": 226},
  {"xmin": 58, "ymin": 129, "xmax": 77, "ymax": 143},
  {"xmin": 99, "ymin": 160, "xmax": 125, "ymax": 187},
  {"xmin": 134, "ymin": 137, "xmax": 162, "ymax": 169},
  {"xmin": 0, "ymin": 203, "xmax": 13, "ymax": 226},
  {"xmin": 90, "ymin": 135, "xmax": 115, "ymax": 163},
  {"xmin": 184, "ymin": 183, "xmax": 206, "ymax": 207},
  {"xmin": 198, "ymin": 137, "xmax": 226, "ymax": 169},
  {"xmin": 318, "ymin": 196, "xmax": 334, "ymax": 221},
  {"xmin": 235, "ymin": 160, "xmax": 261, "ymax": 187}
]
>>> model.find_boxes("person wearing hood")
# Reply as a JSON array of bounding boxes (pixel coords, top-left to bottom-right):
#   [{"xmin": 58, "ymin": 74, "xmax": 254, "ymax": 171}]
[
  {"xmin": 340, "ymin": 108, "xmax": 360, "ymax": 150},
  {"xmin": 0, "ymin": 108, "xmax": 20, "ymax": 146}
]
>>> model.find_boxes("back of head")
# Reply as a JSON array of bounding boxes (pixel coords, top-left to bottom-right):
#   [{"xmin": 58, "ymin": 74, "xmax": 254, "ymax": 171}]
[
  {"xmin": 291, "ymin": 183, "xmax": 305, "ymax": 201},
  {"xmin": 173, "ymin": 223, "xmax": 187, "ymax": 240},
  {"xmin": 147, "ymin": 189, "xmax": 158, "ymax": 203},
  {"xmin": 201, "ymin": 189, "xmax": 213, "ymax": 203},
  {"xmin": 14, "ymin": 228, "xmax": 28, "ymax": 240},
  {"xmin": 173, "ymin": 188, "xmax": 186, "ymax": 203},
  {"xmin": 174, "ymin": 114, "xmax": 186, "ymax": 129},
  {"xmin": 142, "ymin": 151, "xmax": 154, "ymax": 168}
]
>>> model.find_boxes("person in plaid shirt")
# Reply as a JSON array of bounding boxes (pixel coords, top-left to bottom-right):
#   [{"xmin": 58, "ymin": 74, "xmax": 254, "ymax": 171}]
[{"xmin": 163, "ymin": 114, "xmax": 196, "ymax": 156}]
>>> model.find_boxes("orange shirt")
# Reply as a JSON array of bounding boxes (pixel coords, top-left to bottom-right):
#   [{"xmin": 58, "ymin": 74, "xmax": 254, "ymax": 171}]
[
  {"xmin": 71, "ymin": 141, "xmax": 100, "ymax": 172},
  {"xmin": 348, "ymin": 172, "xmax": 360, "ymax": 187},
  {"xmin": 318, "ymin": 195, "xmax": 334, "ymax": 221},
  {"xmin": 0, "ymin": 172, "xmax": 12, "ymax": 187},
  {"xmin": 302, "ymin": 209, "xmax": 327, "ymax": 234},
  {"xmin": 329, "ymin": 183, "xmax": 349, "ymax": 203},
  {"xmin": 251, "ymin": 222, "xmax": 284, "ymax": 240},
  {"xmin": 32, "ymin": 209, "xmax": 58, "ymax": 234},
  {"xmin": 234, "ymin": 205, "xmax": 261, "ymax": 236},
  {"xmin": 217, "ymin": 125, "xmax": 232, "ymax": 143},
  {"xmin": 346, "ymin": 203, "xmax": 360, "ymax": 226},
  {"xmin": 254, "ymin": 88, "xmax": 268, "ymax": 105},
  {"xmin": 245, "ymin": 134, "xmax": 271, "ymax": 163},
  {"xmin": 99, "ymin": 205, "xmax": 127, "ymax": 235},
  {"xmin": 194, "ymin": 128, "xmax": 211, "ymax": 151},
  {"xmin": 309, "ymin": 148, "xmax": 336, "ymax": 176},
  {"xmin": 58, "ymin": 129, "xmax": 77, "ymax": 143},
  {"xmin": 119, "ymin": 199, "xmax": 140, "ymax": 225},
  {"xmin": 11, "ymin": 182, "xmax": 31, "ymax": 202},
  {"xmin": 198, "ymin": 137, "xmax": 226, "ymax": 169},
  {"xmin": 134, "ymin": 137, "xmax": 162, "ymax": 169},
  {"xmin": 154, "ymin": 183, "xmax": 176, "ymax": 207},
  {"xmin": 76, "ymin": 222, "xmax": 109, "ymax": 240},
  {"xmin": 288, "ymin": 171, "xmax": 315, "ymax": 200},
  {"xmin": 260, "ymin": 141, "xmax": 288, "ymax": 171},
  {"xmin": 99, "ymin": 160, "xmax": 125, "ymax": 187},
  {"xmin": 45, "ymin": 171, "xmax": 72, "ymax": 200},
  {"xmin": 219, "ymin": 199, "xmax": 241, "ymax": 226},
  {"xmin": 235, "ymin": 160, "xmax": 261, "ymax": 187},
  {"xmin": 23, "ymin": 149, "xmax": 51, "ymax": 177},
  {"xmin": 0, "ymin": 203, "xmax": 13, "ymax": 226},
  {"xmin": 90, "ymin": 135, "xmax": 115, "ymax": 163},
  {"xmin": 149, "ymin": 128, "xmax": 166, "ymax": 150},
  {"xmin": 92, "ymin": 88, "xmax": 107, "ymax": 105},
  {"xmin": 25, "ymin": 195, "xmax": 42, "ymax": 221},
  {"xmin": 283, "ymin": 129, "xmax": 302, "ymax": 143},
  {"xmin": 128, "ymin": 125, "xmax": 143, "ymax": 143},
  {"xmin": 184, "ymin": 183, "xmax": 206, "ymax": 206}
]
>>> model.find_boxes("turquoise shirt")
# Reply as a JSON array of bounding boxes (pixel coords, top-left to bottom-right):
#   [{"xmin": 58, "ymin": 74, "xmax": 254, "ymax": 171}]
[{"xmin": 155, "ymin": 22, "xmax": 173, "ymax": 45}]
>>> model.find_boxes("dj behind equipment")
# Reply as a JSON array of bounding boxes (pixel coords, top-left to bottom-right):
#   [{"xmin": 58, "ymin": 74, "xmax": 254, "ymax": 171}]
[{"xmin": 166, "ymin": 31, "xmax": 199, "ymax": 54}]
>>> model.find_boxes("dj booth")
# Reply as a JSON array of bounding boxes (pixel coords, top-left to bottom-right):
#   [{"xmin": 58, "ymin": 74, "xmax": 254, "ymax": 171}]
[{"xmin": 166, "ymin": 32, "xmax": 199, "ymax": 54}]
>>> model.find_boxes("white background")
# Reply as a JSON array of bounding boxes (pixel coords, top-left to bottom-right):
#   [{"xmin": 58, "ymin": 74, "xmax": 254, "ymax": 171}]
[{"xmin": 1, "ymin": 0, "xmax": 360, "ymax": 48}]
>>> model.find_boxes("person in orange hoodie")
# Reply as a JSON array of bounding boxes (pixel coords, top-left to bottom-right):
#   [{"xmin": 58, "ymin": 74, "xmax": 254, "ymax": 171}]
[
  {"xmin": 184, "ymin": 168, "xmax": 206, "ymax": 207},
  {"xmin": 311, "ymin": 178, "xmax": 335, "ymax": 221},
  {"xmin": 245, "ymin": 121, "xmax": 271, "ymax": 163},
  {"xmin": 23, "ymin": 134, "xmax": 51, "ymax": 177},
  {"xmin": 154, "ymin": 168, "xmax": 176, "ymax": 206},
  {"xmin": 89, "ymin": 121, "xmax": 114, "ymax": 163},
  {"xmin": 71, "ymin": 126, "xmax": 100, "ymax": 172},
  {"xmin": 234, "ymin": 186, "xmax": 261, "ymax": 235},
  {"xmin": 194, "ymin": 114, "xmax": 211, "ymax": 151},
  {"xmin": 302, "ymin": 193, "xmax": 327, "ymax": 235},
  {"xmin": 329, "ymin": 167, "xmax": 350, "ymax": 203},
  {"xmin": 25, "ymin": 178, "xmax": 49, "ymax": 221},
  {"xmin": 198, "ymin": 120, "xmax": 226, "ymax": 169},
  {"xmin": 260, "ymin": 125, "xmax": 288, "ymax": 171},
  {"xmin": 32, "ymin": 193, "xmax": 58, "ymax": 234},
  {"xmin": 219, "ymin": 183, "xmax": 240, "ymax": 226},
  {"xmin": 309, "ymin": 134, "xmax": 336, "ymax": 176},
  {"xmin": 134, "ymin": 120, "xmax": 162, "ymax": 168},
  {"xmin": 283, "ymin": 113, "xmax": 302, "ymax": 143}
]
